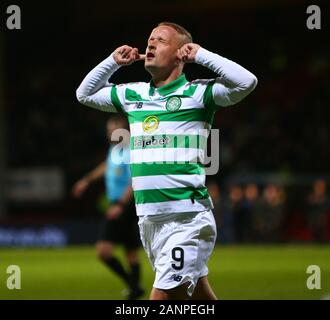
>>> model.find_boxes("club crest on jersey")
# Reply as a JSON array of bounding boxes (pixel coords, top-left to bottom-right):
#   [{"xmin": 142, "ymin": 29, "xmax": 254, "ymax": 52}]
[
  {"xmin": 142, "ymin": 115, "xmax": 159, "ymax": 133},
  {"xmin": 165, "ymin": 96, "xmax": 181, "ymax": 112}
]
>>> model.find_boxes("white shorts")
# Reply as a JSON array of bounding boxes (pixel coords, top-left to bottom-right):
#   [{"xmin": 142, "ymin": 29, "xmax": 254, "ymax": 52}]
[{"xmin": 138, "ymin": 210, "xmax": 217, "ymax": 296}]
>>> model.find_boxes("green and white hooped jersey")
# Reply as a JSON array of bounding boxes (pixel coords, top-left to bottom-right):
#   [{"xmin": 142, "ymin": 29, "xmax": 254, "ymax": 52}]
[
  {"xmin": 76, "ymin": 48, "xmax": 258, "ymax": 216},
  {"xmin": 110, "ymin": 74, "xmax": 216, "ymax": 216}
]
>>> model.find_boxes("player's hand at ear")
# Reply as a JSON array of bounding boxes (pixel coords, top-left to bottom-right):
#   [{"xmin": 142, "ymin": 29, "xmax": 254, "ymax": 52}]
[
  {"xmin": 113, "ymin": 45, "xmax": 145, "ymax": 65},
  {"xmin": 177, "ymin": 43, "xmax": 201, "ymax": 63}
]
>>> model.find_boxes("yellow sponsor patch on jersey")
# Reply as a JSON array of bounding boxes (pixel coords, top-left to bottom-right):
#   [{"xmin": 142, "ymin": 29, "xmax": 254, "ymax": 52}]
[{"xmin": 142, "ymin": 115, "xmax": 159, "ymax": 133}]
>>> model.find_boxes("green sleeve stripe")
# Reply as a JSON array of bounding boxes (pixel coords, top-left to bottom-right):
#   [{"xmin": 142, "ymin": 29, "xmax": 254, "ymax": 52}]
[
  {"xmin": 125, "ymin": 88, "xmax": 150, "ymax": 102},
  {"xmin": 182, "ymin": 84, "xmax": 198, "ymax": 97},
  {"xmin": 134, "ymin": 186, "xmax": 209, "ymax": 204},
  {"xmin": 110, "ymin": 86, "xmax": 125, "ymax": 113},
  {"xmin": 203, "ymin": 81, "xmax": 219, "ymax": 111},
  {"xmin": 130, "ymin": 162, "xmax": 205, "ymax": 177}
]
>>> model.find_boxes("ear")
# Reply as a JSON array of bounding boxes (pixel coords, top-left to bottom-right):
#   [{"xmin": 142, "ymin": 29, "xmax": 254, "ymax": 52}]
[{"xmin": 176, "ymin": 48, "xmax": 183, "ymax": 61}]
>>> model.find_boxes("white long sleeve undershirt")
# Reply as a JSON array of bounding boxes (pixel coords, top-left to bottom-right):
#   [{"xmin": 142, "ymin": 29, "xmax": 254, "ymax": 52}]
[
  {"xmin": 76, "ymin": 48, "xmax": 257, "ymax": 111},
  {"xmin": 76, "ymin": 53, "xmax": 119, "ymax": 112},
  {"xmin": 195, "ymin": 47, "xmax": 257, "ymax": 106}
]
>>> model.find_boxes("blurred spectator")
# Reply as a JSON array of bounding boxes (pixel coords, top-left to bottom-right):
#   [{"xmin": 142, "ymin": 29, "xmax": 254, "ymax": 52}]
[
  {"xmin": 243, "ymin": 183, "xmax": 263, "ymax": 242},
  {"xmin": 253, "ymin": 184, "xmax": 286, "ymax": 243},
  {"xmin": 228, "ymin": 185, "xmax": 246, "ymax": 243},
  {"xmin": 207, "ymin": 180, "xmax": 233, "ymax": 243},
  {"xmin": 306, "ymin": 179, "xmax": 329, "ymax": 243}
]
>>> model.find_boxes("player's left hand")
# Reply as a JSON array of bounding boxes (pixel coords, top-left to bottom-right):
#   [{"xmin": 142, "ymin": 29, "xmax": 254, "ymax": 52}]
[
  {"xmin": 177, "ymin": 43, "xmax": 201, "ymax": 63},
  {"xmin": 106, "ymin": 204, "xmax": 123, "ymax": 220}
]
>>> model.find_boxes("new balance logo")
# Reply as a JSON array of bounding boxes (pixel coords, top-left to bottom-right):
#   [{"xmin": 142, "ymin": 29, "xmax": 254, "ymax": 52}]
[
  {"xmin": 134, "ymin": 102, "xmax": 143, "ymax": 109},
  {"xmin": 169, "ymin": 274, "xmax": 183, "ymax": 282}
]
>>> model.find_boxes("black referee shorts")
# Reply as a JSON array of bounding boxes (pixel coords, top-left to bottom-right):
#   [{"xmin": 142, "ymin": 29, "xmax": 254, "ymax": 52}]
[{"xmin": 98, "ymin": 201, "xmax": 141, "ymax": 250}]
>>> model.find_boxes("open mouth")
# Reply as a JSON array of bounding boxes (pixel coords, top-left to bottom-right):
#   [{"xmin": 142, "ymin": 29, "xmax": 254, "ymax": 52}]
[{"xmin": 146, "ymin": 52, "xmax": 155, "ymax": 59}]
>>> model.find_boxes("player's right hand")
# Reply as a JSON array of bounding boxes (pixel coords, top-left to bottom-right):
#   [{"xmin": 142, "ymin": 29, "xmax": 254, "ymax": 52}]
[
  {"xmin": 113, "ymin": 45, "xmax": 145, "ymax": 65},
  {"xmin": 72, "ymin": 179, "xmax": 89, "ymax": 198}
]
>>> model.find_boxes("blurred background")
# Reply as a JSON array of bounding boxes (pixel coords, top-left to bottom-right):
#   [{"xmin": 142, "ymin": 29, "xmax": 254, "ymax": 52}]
[{"xmin": 0, "ymin": 0, "xmax": 329, "ymax": 299}]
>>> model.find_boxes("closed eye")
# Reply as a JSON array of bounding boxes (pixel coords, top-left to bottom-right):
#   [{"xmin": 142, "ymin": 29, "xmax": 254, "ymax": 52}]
[{"xmin": 148, "ymin": 37, "xmax": 167, "ymax": 43}]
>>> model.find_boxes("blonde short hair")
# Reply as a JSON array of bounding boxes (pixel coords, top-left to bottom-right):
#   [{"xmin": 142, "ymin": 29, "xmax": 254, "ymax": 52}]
[{"xmin": 157, "ymin": 22, "xmax": 193, "ymax": 45}]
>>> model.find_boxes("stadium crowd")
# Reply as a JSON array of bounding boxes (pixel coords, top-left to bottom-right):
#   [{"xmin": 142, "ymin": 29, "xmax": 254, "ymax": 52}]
[{"xmin": 209, "ymin": 179, "xmax": 330, "ymax": 243}]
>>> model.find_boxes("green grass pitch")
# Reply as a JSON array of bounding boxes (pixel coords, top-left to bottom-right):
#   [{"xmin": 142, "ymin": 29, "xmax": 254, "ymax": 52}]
[{"xmin": 0, "ymin": 245, "xmax": 329, "ymax": 300}]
